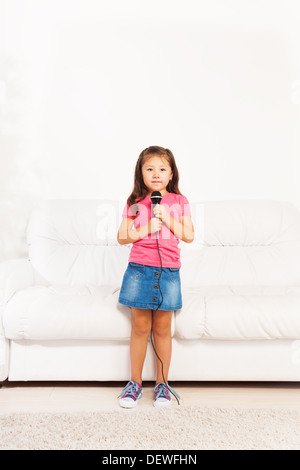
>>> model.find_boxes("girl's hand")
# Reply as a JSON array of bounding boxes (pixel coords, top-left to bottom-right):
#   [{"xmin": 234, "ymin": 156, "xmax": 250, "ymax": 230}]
[
  {"xmin": 148, "ymin": 217, "xmax": 162, "ymax": 233},
  {"xmin": 152, "ymin": 205, "xmax": 169, "ymax": 224}
]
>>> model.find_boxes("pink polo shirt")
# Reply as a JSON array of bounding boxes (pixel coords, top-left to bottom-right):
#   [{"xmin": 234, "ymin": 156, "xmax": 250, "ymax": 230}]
[{"xmin": 122, "ymin": 193, "xmax": 192, "ymax": 268}]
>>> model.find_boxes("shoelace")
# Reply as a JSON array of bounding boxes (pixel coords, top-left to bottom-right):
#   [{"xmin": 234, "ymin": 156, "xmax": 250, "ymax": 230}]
[
  {"xmin": 154, "ymin": 382, "xmax": 180, "ymax": 405},
  {"xmin": 118, "ymin": 380, "xmax": 142, "ymax": 400}
]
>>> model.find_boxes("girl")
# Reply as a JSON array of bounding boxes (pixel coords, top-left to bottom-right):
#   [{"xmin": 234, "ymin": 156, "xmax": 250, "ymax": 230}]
[{"xmin": 117, "ymin": 146, "xmax": 194, "ymax": 408}]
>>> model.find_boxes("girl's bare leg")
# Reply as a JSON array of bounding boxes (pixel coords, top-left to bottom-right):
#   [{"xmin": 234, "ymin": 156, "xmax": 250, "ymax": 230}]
[
  {"xmin": 152, "ymin": 310, "xmax": 173, "ymax": 384},
  {"xmin": 130, "ymin": 307, "xmax": 152, "ymax": 385}
]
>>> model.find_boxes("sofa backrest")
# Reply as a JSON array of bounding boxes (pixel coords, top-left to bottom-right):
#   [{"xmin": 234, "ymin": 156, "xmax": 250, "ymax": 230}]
[
  {"xmin": 182, "ymin": 200, "xmax": 300, "ymax": 287},
  {"xmin": 27, "ymin": 199, "xmax": 130, "ymax": 286},
  {"xmin": 27, "ymin": 199, "xmax": 300, "ymax": 287}
]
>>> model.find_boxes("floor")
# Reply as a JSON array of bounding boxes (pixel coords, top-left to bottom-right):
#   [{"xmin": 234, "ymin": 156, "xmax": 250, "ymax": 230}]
[{"xmin": 1, "ymin": 381, "xmax": 300, "ymax": 413}]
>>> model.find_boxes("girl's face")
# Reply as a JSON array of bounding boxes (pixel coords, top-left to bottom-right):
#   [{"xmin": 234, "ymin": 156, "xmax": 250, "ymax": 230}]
[{"xmin": 141, "ymin": 155, "xmax": 173, "ymax": 196}]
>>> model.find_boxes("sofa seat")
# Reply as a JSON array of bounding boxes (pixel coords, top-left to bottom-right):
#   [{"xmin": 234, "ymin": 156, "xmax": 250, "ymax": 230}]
[
  {"xmin": 3, "ymin": 285, "xmax": 132, "ymax": 340},
  {"xmin": 176, "ymin": 286, "xmax": 300, "ymax": 340},
  {"xmin": 3, "ymin": 284, "xmax": 177, "ymax": 341},
  {"xmin": 4, "ymin": 282, "xmax": 300, "ymax": 342}
]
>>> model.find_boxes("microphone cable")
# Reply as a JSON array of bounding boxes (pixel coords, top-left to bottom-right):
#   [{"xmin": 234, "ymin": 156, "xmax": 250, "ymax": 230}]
[{"xmin": 150, "ymin": 227, "xmax": 180, "ymax": 406}]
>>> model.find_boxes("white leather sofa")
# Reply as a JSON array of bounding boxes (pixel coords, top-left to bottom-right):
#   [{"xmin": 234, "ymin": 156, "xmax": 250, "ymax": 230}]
[{"xmin": 1, "ymin": 198, "xmax": 300, "ymax": 384}]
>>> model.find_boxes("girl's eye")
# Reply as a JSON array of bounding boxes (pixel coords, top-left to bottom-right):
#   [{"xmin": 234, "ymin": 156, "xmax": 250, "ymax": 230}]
[{"xmin": 146, "ymin": 168, "xmax": 167, "ymax": 171}]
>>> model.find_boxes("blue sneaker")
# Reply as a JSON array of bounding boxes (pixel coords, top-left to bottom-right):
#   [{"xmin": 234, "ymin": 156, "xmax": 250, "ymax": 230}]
[
  {"xmin": 153, "ymin": 382, "xmax": 180, "ymax": 408},
  {"xmin": 118, "ymin": 380, "xmax": 143, "ymax": 408}
]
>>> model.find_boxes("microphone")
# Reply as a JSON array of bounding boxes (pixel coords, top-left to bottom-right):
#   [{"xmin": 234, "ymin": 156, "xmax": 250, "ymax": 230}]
[
  {"xmin": 150, "ymin": 191, "xmax": 162, "ymax": 207},
  {"xmin": 150, "ymin": 191, "xmax": 162, "ymax": 220}
]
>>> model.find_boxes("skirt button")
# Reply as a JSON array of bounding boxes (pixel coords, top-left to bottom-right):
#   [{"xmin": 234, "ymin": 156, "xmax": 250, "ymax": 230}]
[{"xmin": 152, "ymin": 297, "xmax": 157, "ymax": 302}]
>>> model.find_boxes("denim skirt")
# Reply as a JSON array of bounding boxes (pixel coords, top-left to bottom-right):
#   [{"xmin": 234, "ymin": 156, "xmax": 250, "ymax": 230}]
[{"xmin": 118, "ymin": 262, "xmax": 182, "ymax": 311}]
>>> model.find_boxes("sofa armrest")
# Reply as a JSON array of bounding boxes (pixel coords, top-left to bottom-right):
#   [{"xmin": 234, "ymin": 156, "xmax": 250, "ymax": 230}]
[
  {"xmin": 0, "ymin": 258, "xmax": 49, "ymax": 306},
  {"xmin": 0, "ymin": 258, "xmax": 49, "ymax": 382}
]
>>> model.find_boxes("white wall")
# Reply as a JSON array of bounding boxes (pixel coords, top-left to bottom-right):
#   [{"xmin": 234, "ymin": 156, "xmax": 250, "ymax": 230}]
[{"xmin": 1, "ymin": 0, "xmax": 300, "ymax": 260}]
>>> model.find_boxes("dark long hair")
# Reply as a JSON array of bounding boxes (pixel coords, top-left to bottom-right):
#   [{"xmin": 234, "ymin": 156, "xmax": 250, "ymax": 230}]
[{"xmin": 127, "ymin": 146, "xmax": 181, "ymax": 212}]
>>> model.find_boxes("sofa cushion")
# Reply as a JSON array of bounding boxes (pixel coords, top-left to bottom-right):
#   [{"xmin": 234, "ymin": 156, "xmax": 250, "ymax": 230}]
[
  {"xmin": 180, "ymin": 200, "xmax": 300, "ymax": 287},
  {"xmin": 3, "ymin": 285, "xmax": 130, "ymax": 340},
  {"xmin": 27, "ymin": 199, "xmax": 131, "ymax": 285},
  {"xmin": 3, "ymin": 285, "xmax": 176, "ymax": 341},
  {"xmin": 175, "ymin": 287, "xmax": 300, "ymax": 340}
]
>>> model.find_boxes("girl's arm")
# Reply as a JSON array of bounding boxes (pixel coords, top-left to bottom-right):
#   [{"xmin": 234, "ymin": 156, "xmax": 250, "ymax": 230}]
[
  {"xmin": 117, "ymin": 217, "xmax": 162, "ymax": 245},
  {"xmin": 166, "ymin": 215, "xmax": 194, "ymax": 243},
  {"xmin": 153, "ymin": 206, "xmax": 194, "ymax": 243}
]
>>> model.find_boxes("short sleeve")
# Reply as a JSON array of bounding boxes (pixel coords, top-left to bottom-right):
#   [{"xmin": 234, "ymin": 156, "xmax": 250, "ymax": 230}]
[
  {"xmin": 179, "ymin": 195, "xmax": 192, "ymax": 217},
  {"xmin": 122, "ymin": 202, "xmax": 138, "ymax": 219}
]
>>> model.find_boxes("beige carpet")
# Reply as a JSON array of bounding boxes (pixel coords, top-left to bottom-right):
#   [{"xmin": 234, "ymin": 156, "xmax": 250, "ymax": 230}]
[{"xmin": 1, "ymin": 405, "xmax": 300, "ymax": 450}]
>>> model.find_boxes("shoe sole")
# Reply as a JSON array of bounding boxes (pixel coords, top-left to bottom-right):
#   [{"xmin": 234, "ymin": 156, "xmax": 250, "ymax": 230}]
[
  {"xmin": 153, "ymin": 399, "xmax": 172, "ymax": 408},
  {"xmin": 119, "ymin": 397, "xmax": 141, "ymax": 408}
]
